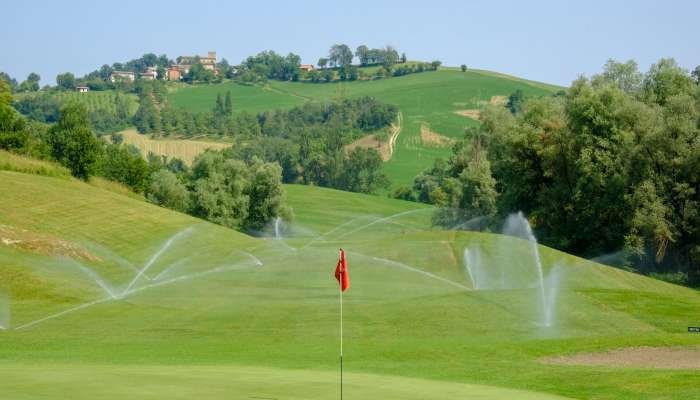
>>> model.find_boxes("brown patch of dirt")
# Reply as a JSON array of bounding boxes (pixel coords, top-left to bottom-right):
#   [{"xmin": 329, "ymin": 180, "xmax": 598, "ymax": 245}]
[
  {"xmin": 542, "ymin": 346, "xmax": 700, "ymax": 370},
  {"xmin": 420, "ymin": 124, "xmax": 455, "ymax": 148},
  {"xmin": 454, "ymin": 96, "xmax": 507, "ymax": 121},
  {"xmin": 345, "ymin": 112, "xmax": 402, "ymax": 161},
  {"xmin": 489, "ymin": 95, "xmax": 507, "ymax": 106},
  {"xmin": 454, "ymin": 109, "xmax": 481, "ymax": 121},
  {"xmin": 0, "ymin": 225, "xmax": 100, "ymax": 262},
  {"xmin": 345, "ymin": 134, "xmax": 391, "ymax": 161}
]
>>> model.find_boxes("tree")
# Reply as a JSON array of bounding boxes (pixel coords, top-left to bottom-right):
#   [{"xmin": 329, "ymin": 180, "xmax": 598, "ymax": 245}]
[
  {"xmin": 339, "ymin": 147, "xmax": 389, "ymax": 193},
  {"xmin": 355, "ymin": 45, "xmax": 369, "ymax": 66},
  {"xmin": 0, "ymin": 72, "xmax": 18, "ymax": 92},
  {"xmin": 642, "ymin": 58, "xmax": 694, "ymax": 105},
  {"xmin": 133, "ymin": 92, "xmax": 160, "ymax": 133},
  {"xmin": 147, "ymin": 169, "xmax": 189, "ymax": 212},
  {"xmin": 56, "ymin": 72, "xmax": 76, "ymax": 90},
  {"xmin": 317, "ymin": 57, "xmax": 328, "ymax": 69},
  {"xmin": 224, "ymin": 91, "xmax": 233, "ymax": 115},
  {"xmin": 594, "ymin": 59, "xmax": 642, "ymax": 92},
  {"xmin": 0, "ymin": 79, "xmax": 31, "ymax": 152},
  {"xmin": 329, "ymin": 44, "xmax": 353, "ymax": 68},
  {"xmin": 381, "ymin": 46, "xmax": 399, "ymax": 69},
  {"xmin": 19, "ymin": 72, "xmax": 40, "ymax": 92},
  {"xmin": 400, "ymin": 52, "xmax": 407, "ymax": 63},
  {"xmin": 461, "ymin": 64, "xmax": 467, "ymax": 72},
  {"xmin": 243, "ymin": 160, "xmax": 289, "ymax": 231},
  {"xmin": 100, "ymin": 144, "xmax": 150, "ymax": 192},
  {"xmin": 692, "ymin": 66, "xmax": 700, "ymax": 85},
  {"xmin": 430, "ymin": 61, "xmax": 442, "ymax": 70},
  {"xmin": 506, "ymin": 89, "xmax": 525, "ymax": 114},
  {"xmin": 190, "ymin": 152, "xmax": 250, "ymax": 229},
  {"xmin": 47, "ymin": 102, "xmax": 102, "ymax": 180}
]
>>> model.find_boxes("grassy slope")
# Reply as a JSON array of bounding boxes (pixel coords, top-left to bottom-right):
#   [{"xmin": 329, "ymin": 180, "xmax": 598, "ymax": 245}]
[
  {"xmin": 0, "ymin": 173, "xmax": 699, "ymax": 399},
  {"xmin": 166, "ymin": 69, "xmax": 557, "ymax": 189}
]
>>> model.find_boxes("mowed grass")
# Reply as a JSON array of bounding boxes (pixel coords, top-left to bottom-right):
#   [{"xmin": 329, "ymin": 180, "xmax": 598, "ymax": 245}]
[
  {"xmin": 1, "ymin": 172, "xmax": 699, "ymax": 399},
  {"xmin": 118, "ymin": 128, "xmax": 231, "ymax": 164},
  {"xmin": 168, "ymin": 81, "xmax": 305, "ymax": 114},
  {"xmin": 166, "ymin": 69, "xmax": 559, "ymax": 189}
]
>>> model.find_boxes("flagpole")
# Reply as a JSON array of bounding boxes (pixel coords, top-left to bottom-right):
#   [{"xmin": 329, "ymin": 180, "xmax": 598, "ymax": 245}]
[{"xmin": 339, "ymin": 273, "xmax": 343, "ymax": 400}]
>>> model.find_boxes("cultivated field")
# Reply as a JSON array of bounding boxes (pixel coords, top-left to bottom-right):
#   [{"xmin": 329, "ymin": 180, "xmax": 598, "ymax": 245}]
[
  {"xmin": 167, "ymin": 69, "xmax": 558, "ymax": 188},
  {"xmin": 0, "ymin": 168, "xmax": 698, "ymax": 399},
  {"xmin": 118, "ymin": 128, "xmax": 231, "ymax": 164}
]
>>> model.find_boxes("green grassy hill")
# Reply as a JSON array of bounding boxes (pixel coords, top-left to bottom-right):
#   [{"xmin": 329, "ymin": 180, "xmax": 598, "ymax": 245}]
[
  {"xmin": 167, "ymin": 69, "xmax": 560, "ymax": 188},
  {"xmin": 1, "ymin": 165, "xmax": 699, "ymax": 399}
]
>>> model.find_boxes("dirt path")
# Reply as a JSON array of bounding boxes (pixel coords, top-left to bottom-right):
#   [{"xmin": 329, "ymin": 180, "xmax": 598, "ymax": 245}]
[
  {"xmin": 387, "ymin": 111, "xmax": 403, "ymax": 158},
  {"xmin": 344, "ymin": 111, "xmax": 402, "ymax": 162}
]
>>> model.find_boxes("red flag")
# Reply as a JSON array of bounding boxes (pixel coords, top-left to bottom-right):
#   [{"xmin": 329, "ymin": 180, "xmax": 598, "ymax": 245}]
[{"xmin": 334, "ymin": 248, "xmax": 350, "ymax": 292}]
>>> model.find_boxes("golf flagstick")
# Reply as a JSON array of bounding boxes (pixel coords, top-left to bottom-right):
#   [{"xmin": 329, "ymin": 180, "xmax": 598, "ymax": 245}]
[
  {"xmin": 334, "ymin": 249, "xmax": 349, "ymax": 400},
  {"xmin": 340, "ymin": 277, "xmax": 343, "ymax": 400}
]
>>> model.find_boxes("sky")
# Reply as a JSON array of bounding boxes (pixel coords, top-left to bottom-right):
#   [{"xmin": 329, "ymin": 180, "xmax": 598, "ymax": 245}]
[{"xmin": 2, "ymin": 0, "xmax": 698, "ymax": 86}]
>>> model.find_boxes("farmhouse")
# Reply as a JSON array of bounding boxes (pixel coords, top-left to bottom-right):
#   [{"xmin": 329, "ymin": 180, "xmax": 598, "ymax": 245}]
[
  {"xmin": 109, "ymin": 71, "xmax": 135, "ymax": 82},
  {"xmin": 140, "ymin": 66, "xmax": 158, "ymax": 80},
  {"xmin": 175, "ymin": 51, "xmax": 218, "ymax": 75},
  {"xmin": 76, "ymin": 86, "xmax": 89, "ymax": 93},
  {"xmin": 300, "ymin": 64, "xmax": 315, "ymax": 72}
]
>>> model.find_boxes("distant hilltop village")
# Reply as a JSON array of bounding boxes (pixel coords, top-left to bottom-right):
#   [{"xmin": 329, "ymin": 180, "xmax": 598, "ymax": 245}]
[{"xmin": 109, "ymin": 51, "xmax": 219, "ymax": 83}]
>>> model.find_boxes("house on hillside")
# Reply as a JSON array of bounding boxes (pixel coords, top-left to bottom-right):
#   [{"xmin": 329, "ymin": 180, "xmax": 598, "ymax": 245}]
[
  {"xmin": 166, "ymin": 67, "xmax": 181, "ymax": 81},
  {"xmin": 175, "ymin": 51, "xmax": 218, "ymax": 75},
  {"xmin": 109, "ymin": 71, "xmax": 135, "ymax": 82},
  {"xmin": 140, "ymin": 66, "xmax": 158, "ymax": 80},
  {"xmin": 76, "ymin": 86, "xmax": 89, "ymax": 93},
  {"xmin": 300, "ymin": 64, "xmax": 315, "ymax": 72}
]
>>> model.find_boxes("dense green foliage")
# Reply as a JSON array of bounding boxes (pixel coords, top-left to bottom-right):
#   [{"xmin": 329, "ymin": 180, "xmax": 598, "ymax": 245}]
[
  {"xmin": 13, "ymin": 91, "xmax": 135, "ymax": 133},
  {"xmin": 46, "ymin": 103, "xmax": 103, "ymax": 180},
  {"xmin": 227, "ymin": 97, "xmax": 396, "ymax": 193},
  {"xmin": 236, "ymin": 50, "xmax": 301, "ymax": 83},
  {"xmin": 407, "ymin": 59, "xmax": 700, "ymax": 285},
  {"xmin": 146, "ymin": 150, "xmax": 289, "ymax": 232}
]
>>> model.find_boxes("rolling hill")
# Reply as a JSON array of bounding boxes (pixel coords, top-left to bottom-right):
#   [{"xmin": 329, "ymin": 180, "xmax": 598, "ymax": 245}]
[
  {"xmin": 1, "ymin": 160, "xmax": 699, "ymax": 399},
  {"xmin": 167, "ymin": 68, "xmax": 560, "ymax": 188}
]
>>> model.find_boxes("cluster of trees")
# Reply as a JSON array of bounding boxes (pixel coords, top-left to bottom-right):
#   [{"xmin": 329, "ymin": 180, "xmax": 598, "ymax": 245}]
[
  {"xmin": 1, "ymin": 79, "xmax": 288, "ymax": 233},
  {"xmin": 225, "ymin": 97, "xmax": 396, "ymax": 193},
  {"xmin": 397, "ymin": 58, "xmax": 700, "ymax": 286},
  {"xmin": 13, "ymin": 91, "xmax": 133, "ymax": 133},
  {"xmin": 236, "ymin": 51, "xmax": 301, "ymax": 83},
  {"xmin": 389, "ymin": 61, "xmax": 441, "ymax": 77},
  {"xmin": 148, "ymin": 151, "xmax": 289, "ymax": 232},
  {"xmin": 318, "ymin": 44, "xmax": 406, "ymax": 69},
  {"xmin": 0, "ymin": 72, "xmax": 42, "ymax": 93}
]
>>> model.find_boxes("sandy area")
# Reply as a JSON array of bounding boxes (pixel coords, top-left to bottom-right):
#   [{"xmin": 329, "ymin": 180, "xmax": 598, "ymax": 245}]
[
  {"xmin": 454, "ymin": 109, "xmax": 481, "ymax": 120},
  {"xmin": 0, "ymin": 225, "xmax": 99, "ymax": 262},
  {"xmin": 542, "ymin": 346, "xmax": 700, "ymax": 369},
  {"xmin": 420, "ymin": 124, "xmax": 454, "ymax": 148}
]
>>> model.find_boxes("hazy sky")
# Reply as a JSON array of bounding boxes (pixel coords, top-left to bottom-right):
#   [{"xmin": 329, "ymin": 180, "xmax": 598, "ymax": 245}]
[{"xmin": 2, "ymin": 0, "xmax": 698, "ymax": 86}]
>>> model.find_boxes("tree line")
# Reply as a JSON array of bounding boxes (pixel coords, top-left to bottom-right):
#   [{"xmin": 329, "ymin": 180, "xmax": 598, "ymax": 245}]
[{"xmin": 396, "ymin": 58, "xmax": 700, "ymax": 286}]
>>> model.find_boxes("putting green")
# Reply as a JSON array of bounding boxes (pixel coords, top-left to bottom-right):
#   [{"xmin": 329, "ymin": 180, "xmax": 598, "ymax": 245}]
[{"xmin": 0, "ymin": 364, "xmax": 573, "ymax": 400}]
